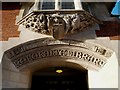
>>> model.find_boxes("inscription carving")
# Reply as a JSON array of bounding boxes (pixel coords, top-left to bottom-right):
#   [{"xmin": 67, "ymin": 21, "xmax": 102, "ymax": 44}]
[
  {"xmin": 6, "ymin": 38, "xmax": 113, "ymax": 59},
  {"xmin": 94, "ymin": 46, "xmax": 106, "ymax": 55},
  {"xmin": 4, "ymin": 38, "xmax": 113, "ymax": 70},
  {"xmin": 12, "ymin": 48, "xmax": 106, "ymax": 69}
]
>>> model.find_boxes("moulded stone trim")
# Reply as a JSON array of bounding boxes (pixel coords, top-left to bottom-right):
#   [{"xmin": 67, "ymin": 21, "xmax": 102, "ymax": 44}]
[
  {"xmin": 4, "ymin": 38, "xmax": 113, "ymax": 59},
  {"xmin": 2, "ymin": 38, "xmax": 114, "ymax": 71}
]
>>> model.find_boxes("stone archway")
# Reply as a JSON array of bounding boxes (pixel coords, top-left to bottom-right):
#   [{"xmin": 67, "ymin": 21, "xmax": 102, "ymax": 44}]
[
  {"xmin": 3, "ymin": 37, "xmax": 113, "ymax": 71},
  {"xmin": 28, "ymin": 58, "xmax": 89, "ymax": 89},
  {"xmin": 31, "ymin": 66, "xmax": 88, "ymax": 90},
  {"xmin": 2, "ymin": 37, "xmax": 114, "ymax": 88}
]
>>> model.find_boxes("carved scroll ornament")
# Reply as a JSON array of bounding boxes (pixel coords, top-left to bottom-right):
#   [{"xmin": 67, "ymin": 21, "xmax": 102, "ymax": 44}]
[{"xmin": 17, "ymin": 11, "xmax": 102, "ymax": 39}]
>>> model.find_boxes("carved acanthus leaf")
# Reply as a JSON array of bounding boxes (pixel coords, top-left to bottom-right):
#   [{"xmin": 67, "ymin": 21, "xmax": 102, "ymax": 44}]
[{"xmin": 17, "ymin": 11, "xmax": 102, "ymax": 39}]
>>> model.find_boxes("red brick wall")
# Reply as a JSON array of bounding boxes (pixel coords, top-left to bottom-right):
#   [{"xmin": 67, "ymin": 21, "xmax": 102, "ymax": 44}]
[
  {"xmin": 0, "ymin": 3, "xmax": 119, "ymax": 41},
  {"xmin": 0, "ymin": 2, "xmax": 21, "ymax": 41},
  {"xmin": 96, "ymin": 21, "xmax": 120, "ymax": 40}
]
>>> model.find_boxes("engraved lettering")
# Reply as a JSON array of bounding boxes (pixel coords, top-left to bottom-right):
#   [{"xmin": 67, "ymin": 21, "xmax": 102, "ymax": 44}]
[
  {"xmin": 11, "ymin": 48, "xmax": 107, "ymax": 70},
  {"xmin": 64, "ymin": 50, "xmax": 68, "ymax": 56},
  {"xmin": 82, "ymin": 54, "xmax": 88, "ymax": 60},
  {"xmin": 77, "ymin": 52, "xmax": 83, "ymax": 59},
  {"xmin": 74, "ymin": 51, "xmax": 77, "ymax": 57},
  {"xmin": 98, "ymin": 60, "xmax": 106, "ymax": 67},
  {"xmin": 94, "ymin": 46, "xmax": 106, "ymax": 55},
  {"xmin": 68, "ymin": 51, "xmax": 74, "ymax": 57}
]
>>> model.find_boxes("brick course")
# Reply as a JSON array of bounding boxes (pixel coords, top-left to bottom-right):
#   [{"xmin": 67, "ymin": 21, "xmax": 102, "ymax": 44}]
[
  {"xmin": 96, "ymin": 21, "xmax": 120, "ymax": 40},
  {"xmin": 0, "ymin": 3, "xmax": 119, "ymax": 41},
  {"xmin": 0, "ymin": 2, "xmax": 21, "ymax": 41}
]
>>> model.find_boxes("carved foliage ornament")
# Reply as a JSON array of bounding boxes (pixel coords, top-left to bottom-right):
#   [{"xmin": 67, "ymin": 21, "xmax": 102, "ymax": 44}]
[{"xmin": 17, "ymin": 11, "xmax": 102, "ymax": 39}]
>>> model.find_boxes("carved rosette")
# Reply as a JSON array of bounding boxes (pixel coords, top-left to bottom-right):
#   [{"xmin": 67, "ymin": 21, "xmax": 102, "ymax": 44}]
[{"xmin": 17, "ymin": 11, "xmax": 102, "ymax": 39}]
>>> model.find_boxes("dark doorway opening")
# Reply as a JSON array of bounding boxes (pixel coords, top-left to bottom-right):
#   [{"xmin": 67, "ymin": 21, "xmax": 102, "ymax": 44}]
[{"xmin": 31, "ymin": 67, "xmax": 89, "ymax": 90}]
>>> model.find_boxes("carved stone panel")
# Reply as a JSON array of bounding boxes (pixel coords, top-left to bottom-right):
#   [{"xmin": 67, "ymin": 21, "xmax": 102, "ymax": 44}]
[
  {"xmin": 3, "ymin": 38, "xmax": 113, "ymax": 71},
  {"xmin": 17, "ymin": 11, "xmax": 102, "ymax": 39}
]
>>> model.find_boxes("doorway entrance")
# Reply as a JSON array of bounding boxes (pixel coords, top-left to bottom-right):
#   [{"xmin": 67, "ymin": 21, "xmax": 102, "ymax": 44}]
[{"xmin": 31, "ymin": 67, "xmax": 88, "ymax": 90}]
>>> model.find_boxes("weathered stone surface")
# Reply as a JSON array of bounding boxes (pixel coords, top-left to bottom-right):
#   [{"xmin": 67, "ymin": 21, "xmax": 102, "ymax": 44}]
[
  {"xmin": 17, "ymin": 10, "xmax": 102, "ymax": 39},
  {"xmin": 1, "ymin": 2, "xmax": 21, "ymax": 41},
  {"xmin": 3, "ymin": 38, "xmax": 113, "ymax": 71}
]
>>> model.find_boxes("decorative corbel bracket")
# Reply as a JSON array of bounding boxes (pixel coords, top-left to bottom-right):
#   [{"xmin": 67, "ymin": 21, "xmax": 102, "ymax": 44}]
[{"xmin": 17, "ymin": 10, "xmax": 102, "ymax": 39}]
